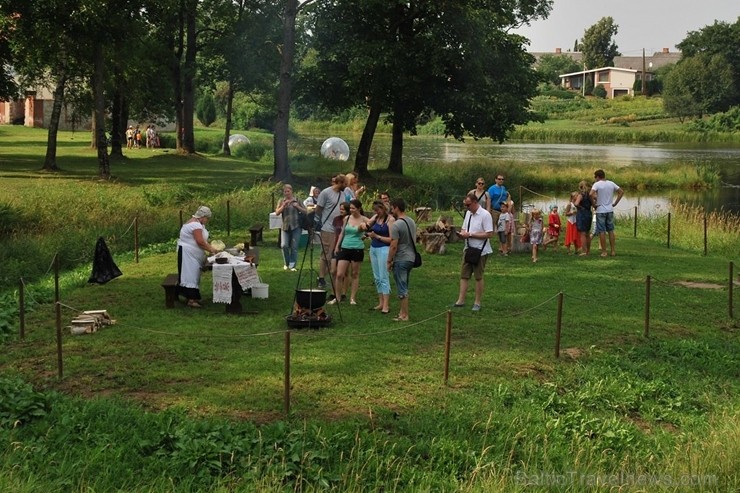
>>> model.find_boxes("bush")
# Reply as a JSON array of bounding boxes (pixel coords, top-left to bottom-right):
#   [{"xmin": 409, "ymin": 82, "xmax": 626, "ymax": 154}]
[
  {"xmin": 196, "ymin": 93, "xmax": 217, "ymax": 127},
  {"xmin": 593, "ymin": 84, "xmax": 607, "ymax": 99},
  {"xmin": 687, "ymin": 106, "xmax": 740, "ymax": 133},
  {"xmin": 0, "ymin": 376, "xmax": 50, "ymax": 427}
]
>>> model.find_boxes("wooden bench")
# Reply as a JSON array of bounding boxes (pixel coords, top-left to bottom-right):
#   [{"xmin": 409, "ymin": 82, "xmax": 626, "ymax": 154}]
[
  {"xmin": 161, "ymin": 273, "xmax": 179, "ymax": 308},
  {"xmin": 249, "ymin": 224, "xmax": 264, "ymax": 245}
]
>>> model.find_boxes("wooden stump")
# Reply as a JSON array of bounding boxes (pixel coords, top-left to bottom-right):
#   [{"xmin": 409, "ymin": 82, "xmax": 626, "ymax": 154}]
[{"xmin": 420, "ymin": 232, "xmax": 447, "ymax": 254}]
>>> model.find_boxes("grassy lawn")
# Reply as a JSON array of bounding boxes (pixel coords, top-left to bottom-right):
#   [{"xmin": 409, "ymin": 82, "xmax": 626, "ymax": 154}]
[{"xmin": 0, "ymin": 124, "xmax": 738, "ymax": 491}]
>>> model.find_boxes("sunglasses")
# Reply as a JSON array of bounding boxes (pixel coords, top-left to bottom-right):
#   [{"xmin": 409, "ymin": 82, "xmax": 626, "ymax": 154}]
[{"xmin": 476, "ymin": 182, "xmax": 485, "ymax": 185}]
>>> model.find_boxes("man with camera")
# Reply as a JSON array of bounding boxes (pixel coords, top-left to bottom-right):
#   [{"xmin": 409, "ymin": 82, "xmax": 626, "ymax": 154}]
[{"xmin": 313, "ymin": 174, "xmax": 347, "ymax": 289}]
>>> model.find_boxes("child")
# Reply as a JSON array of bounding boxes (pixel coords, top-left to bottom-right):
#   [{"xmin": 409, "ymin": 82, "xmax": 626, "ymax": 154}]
[
  {"xmin": 497, "ymin": 202, "xmax": 512, "ymax": 256},
  {"xmin": 544, "ymin": 205, "xmax": 561, "ymax": 251},
  {"xmin": 528, "ymin": 208, "xmax": 544, "ymax": 263},
  {"xmin": 563, "ymin": 192, "xmax": 581, "ymax": 254}
]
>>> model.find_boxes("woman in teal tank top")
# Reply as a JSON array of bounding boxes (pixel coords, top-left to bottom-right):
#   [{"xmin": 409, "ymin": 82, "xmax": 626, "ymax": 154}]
[{"xmin": 331, "ymin": 199, "xmax": 370, "ymax": 305}]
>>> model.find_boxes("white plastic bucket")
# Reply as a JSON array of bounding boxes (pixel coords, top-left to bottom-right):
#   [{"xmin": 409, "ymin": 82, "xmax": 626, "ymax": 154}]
[{"xmin": 252, "ymin": 283, "xmax": 269, "ymax": 299}]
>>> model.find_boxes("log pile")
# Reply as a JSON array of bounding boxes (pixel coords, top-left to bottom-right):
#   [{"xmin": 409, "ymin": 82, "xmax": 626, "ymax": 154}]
[
  {"xmin": 419, "ymin": 215, "xmax": 459, "ymax": 254},
  {"xmin": 69, "ymin": 310, "xmax": 116, "ymax": 335}
]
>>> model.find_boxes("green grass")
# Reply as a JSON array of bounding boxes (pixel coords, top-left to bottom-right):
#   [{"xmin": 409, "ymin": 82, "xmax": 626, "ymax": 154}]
[{"xmin": 0, "ymin": 124, "xmax": 738, "ymax": 491}]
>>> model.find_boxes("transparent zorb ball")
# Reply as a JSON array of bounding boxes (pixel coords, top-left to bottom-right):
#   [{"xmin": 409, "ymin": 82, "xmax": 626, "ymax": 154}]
[
  {"xmin": 320, "ymin": 137, "xmax": 350, "ymax": 161},
  {"xmin": 228, "ymin": 134, "xmax": 250, "ymax": 152}
]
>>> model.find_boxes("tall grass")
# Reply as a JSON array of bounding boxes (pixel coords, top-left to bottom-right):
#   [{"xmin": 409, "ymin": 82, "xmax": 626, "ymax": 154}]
[{"xmin": 633, "ymin": 200, "xmax": 740, "ymax": 257}]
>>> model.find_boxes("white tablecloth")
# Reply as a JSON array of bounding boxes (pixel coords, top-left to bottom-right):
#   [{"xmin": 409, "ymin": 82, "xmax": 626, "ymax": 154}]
[{"xmin": 211, "ymin": 263, "xmax": 259, "ymax": 304}]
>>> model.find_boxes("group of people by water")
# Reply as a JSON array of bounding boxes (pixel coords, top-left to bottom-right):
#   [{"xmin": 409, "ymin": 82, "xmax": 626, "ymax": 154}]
[
  {"xmin": 125, "ymin": 124, "xmax": 160, "ymax": 149},
  {"xmin": 175, "ymin": 169, "xmax": 622, "ymax": 317}
]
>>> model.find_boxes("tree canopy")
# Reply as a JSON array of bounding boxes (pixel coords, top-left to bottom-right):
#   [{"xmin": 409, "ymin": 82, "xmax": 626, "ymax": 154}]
[
  {"xmin": 299, "ymin": 0, "xmax": 552, "ymax": 174},
  {"xmin": 677, "ymin": 18, "xmax": 740, "ymax": 108},
  {"xmin": 536, "ymin": 54, "xmax": 582, "ymax": 85},
  {"xmin": 580, "ymin": 16, "xmax": 620, "ymax": 69},
  {"xmin": 663, "ymin": 53, "xmax": 736, "ymax": 120}
]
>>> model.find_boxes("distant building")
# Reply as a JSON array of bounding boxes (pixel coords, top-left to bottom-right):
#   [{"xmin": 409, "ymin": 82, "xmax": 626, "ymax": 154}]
[
  {"xmin": 530, "ymin": 47, "xmax": 681, "ymax": 99},
  {"xmin": 0, "ymin": 85, "xmax": 89, "ymax": 129},
  {"xmin": 559, "ymin": 67, "xmax": 639, "ymax": 98},
  {"xmin": 530, "ymin": 47, "xmax": 681, "ymax": 71}
]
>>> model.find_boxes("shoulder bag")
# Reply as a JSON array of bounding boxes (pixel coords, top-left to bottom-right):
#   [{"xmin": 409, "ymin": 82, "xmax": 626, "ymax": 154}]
[
  {"xmin": 401, "ymin": 218, "xmax": 422, "ymax": 268},
  {"xmin": 463, "ymin": 212, "xmax": 487, "ymax": 265}
]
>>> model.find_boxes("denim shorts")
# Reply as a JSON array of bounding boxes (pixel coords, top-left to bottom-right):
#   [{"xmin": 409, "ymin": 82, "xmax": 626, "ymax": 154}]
[
  {"xmin": 595, "ymin": 212, "xmax": 615, "ymax": 233},
  {"xmin": 393, "ymin": 260, "xmax": 413, "ymax": 298}
]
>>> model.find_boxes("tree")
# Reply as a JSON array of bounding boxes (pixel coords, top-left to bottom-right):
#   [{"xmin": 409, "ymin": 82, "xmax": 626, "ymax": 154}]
[
  {"xmin": 300, "ymin": 0, "xmax": 552, "ymax": 176},
  {"xmin": 677, "ymin": 19, "xmax": 740, "ymax": 108},
  {"xmin": 536, "ymin": 54, "xmax": 582, "ymax": 85},
  {"xmin": 580, "ymin": 16, "xmax": 620, "ymax": 69},
  {"xmin": 273, "ymin": 0, "xmax": 316, "ymax": 182},
  {"xmin": 1, "ymin": 0, "xmax": 91, "ymax": 172},
  {"xmin": 196, "ymin": 92, "xmax": 217, "ymax": 127},
  {"xmin": 663, "ymin": 54, "xmax": 735, "ymax": 120},
  {"xmin": 0, "ymin": 14, "xmax": 17, "ymax": 101}
]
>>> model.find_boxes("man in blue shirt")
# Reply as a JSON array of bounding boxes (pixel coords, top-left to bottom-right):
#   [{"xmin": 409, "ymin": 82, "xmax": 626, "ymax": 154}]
[{"xmin": 486, "ymin": 174, "xmax": 510, "ymax": 225}]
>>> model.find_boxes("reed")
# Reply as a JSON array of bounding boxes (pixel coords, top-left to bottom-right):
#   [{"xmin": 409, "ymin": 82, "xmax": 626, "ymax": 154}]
[{"xmin": 633, "ymin": 200, "xmax": 740, "ymax": 257}]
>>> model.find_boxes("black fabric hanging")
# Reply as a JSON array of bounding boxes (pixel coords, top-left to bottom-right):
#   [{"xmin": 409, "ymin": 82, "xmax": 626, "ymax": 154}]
[{"xmin": 88, "ymin": 237, "xmax": 123, "ymax": 284}]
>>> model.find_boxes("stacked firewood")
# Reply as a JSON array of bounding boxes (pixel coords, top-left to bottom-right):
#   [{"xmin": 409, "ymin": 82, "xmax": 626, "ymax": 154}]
[{"xmin": 419, "ymin": 215, "xmax": 459, "ymax": 254}]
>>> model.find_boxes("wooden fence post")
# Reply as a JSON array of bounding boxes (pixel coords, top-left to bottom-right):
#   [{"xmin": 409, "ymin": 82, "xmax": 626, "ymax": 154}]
[
  {"xmin": 19, "ymin": 278, "xmax": 25, "ymax": 340},
  {"xmin": 667, "ymin": 212, "xmax": 671, "ymax": 249},
  {"xmin": 644, "ymin": 275, "xmax": 651, "ymax": 338},
  {"xmin": 444, "ymin": 311, "xmax": 452, "ymax": 385},
  {"xmin": 54, "ymin": 254, "xmax": 63, "ymax": 379},
  {"xmin": 703, "ymin": 213, "xmax": 708, "ymax": 256},
  {"xmin": 227, "ymin": 200, "xmax": 231, "ymax": 237},
  {"xmin": 134, "ymin": 216, "xmax": 139, "ymax": 263},
  {"xmin": 555, "ymin": 292, "xmax": 563, "ymax": 358},
  {"xmin": 730, "ymin": 261, "xmax": 734, "ymax": 319},
  {"xmin": 633, "ymin": 206, "xmax": 638, "ymax": 238},
  {"xmin": 284, "ymin": 331, "xmax": 291, "ymax": 416}
]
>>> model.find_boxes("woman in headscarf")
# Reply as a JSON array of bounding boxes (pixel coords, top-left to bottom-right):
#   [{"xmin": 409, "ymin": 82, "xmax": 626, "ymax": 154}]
[{"xmin": 177, "ymin": 206, "xmax": 218, "ymax": 308}]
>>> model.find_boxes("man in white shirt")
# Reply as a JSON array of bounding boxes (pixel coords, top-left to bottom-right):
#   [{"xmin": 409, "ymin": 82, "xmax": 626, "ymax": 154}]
[
  {"xmin": 452, "ymin": 193, "xmax": 494, "ymax": 311},
  {"xmin": 590, "ymin": 169, "xmax": 624, "ymax": 257}
]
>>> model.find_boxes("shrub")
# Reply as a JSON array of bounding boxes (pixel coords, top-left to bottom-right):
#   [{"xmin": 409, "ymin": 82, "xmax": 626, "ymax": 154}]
[
  {"xmin": 0, "ymin": 376, "xmax": 50, "ymax": 428},
  {"xmin": 593, "ymin": 84, "xmax": 607, "ymax": 99},
  {"xmin": 687, "ymin": 106, "xmax": 740, "ymax": 133}
]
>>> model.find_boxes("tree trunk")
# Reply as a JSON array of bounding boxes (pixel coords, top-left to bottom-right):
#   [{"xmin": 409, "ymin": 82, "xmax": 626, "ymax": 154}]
[
  {"xmin": 353, "ymin": 101, "xmax": 381, "ymax": 178},
  {"xmin": 222, "ymin": 79, "xmax": 234, "ymax": 156},
  {"xmin": 90, "ymin": 111, "xmax": 98, "ymax": 148},
  {"xmin": 93, "ymin": 44, "xmax": 110, "ymax": 179},
  {"xmin": 41, "ymin": 75, "xmax": 66, "ymax": 171},
  {"xmin": 171, "ymin": 6, "xmax": 185, "ymax": 152},
  {"xmin": 109, "ymin": 71, "xmax": 124, "ymax": 158},
  {"xmin": 388, "ymin": 115, "xmax": 404, "ymax": 174},
  {"xmin": 272, "ymin": 0, "xmax": 298, "ymax": 183},
  {"xmin": 181, "ymin": 0, "xmax": 197, "ymax": 154}
]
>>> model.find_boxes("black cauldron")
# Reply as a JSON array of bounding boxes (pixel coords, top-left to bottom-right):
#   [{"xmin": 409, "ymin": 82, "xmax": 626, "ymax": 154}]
[{"xmin": 295, "ymin": 289, "xmax": 327, "ymax": 310}]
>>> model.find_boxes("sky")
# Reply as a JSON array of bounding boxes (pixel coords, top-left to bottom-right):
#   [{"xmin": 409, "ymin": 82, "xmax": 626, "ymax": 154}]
[{"xmin": 514, "ymin": 0, "xmax": 739, "ymax": 56}]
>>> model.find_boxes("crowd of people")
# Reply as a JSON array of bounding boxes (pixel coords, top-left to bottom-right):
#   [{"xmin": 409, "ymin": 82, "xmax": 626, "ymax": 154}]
[
  {"xmin": 177, "ymin": 169, "xmax": 623, "ymax": 317},
  {"xmin": 125, "ymin": 124, "xmax": 160, "ymax": 149}
]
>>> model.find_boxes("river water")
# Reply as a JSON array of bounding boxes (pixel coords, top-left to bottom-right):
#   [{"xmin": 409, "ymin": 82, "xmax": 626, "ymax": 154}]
[{"xmin": 295, "ymin": 135, "xmax": 740, "ymax": 216}]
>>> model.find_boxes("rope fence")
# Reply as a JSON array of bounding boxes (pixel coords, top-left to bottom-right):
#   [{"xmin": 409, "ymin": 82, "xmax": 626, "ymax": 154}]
[{"xmin": 9, "ymin": 241, "xmax": 738, "ymax": 415}]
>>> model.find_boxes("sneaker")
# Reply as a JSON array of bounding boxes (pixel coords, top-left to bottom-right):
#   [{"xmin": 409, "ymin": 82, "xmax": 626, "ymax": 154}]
[
  {"xmin": 327, "ymin": 298, "xmax": 338, "ymax": 305},
  {"xmin": 290, "ymin": 268, "xmax": 297, "ymax": 272},
  {"xmin": 317, "ymin": 278, "xmax": 326, "ymax": 289},
  {"xmin": 472, "ymin": 304, "xmax": 481, "ymax": 312},
  {"xmin": 283, "ymin": 265, "xmax": 288, "ymax": 271}
]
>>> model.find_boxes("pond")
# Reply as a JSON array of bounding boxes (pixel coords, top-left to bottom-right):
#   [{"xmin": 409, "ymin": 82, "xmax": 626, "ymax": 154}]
[{"xmin": 293, "ymin": 134, "xmax": 740, "ymax": 216}]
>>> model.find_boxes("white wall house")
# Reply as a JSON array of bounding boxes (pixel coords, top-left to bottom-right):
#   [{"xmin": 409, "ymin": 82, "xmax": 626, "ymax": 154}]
[{"xmin": 559, "ymin": 67, "xmax": 639, "ymax": 99}]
